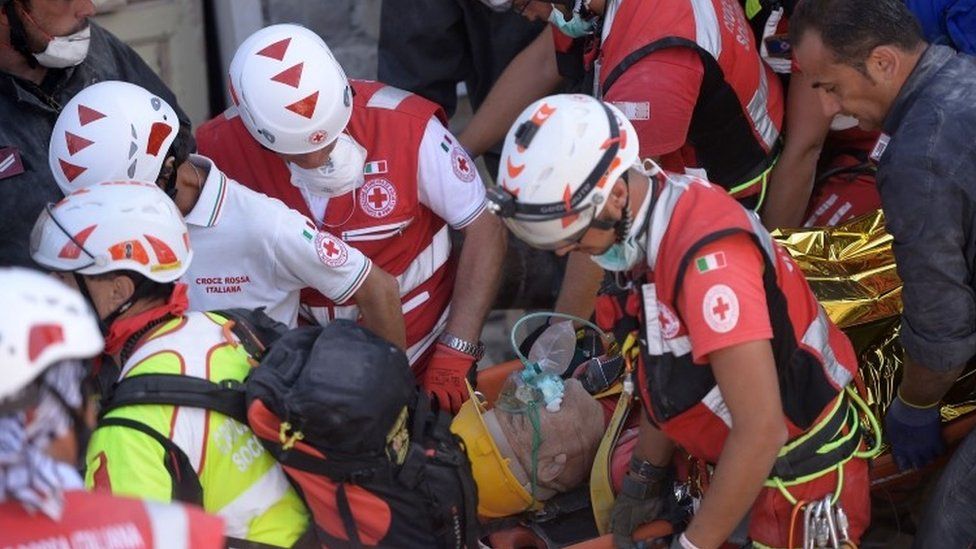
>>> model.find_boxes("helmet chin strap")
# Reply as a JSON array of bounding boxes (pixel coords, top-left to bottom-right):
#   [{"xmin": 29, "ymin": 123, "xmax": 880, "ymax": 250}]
[{"xmin": 2, "ymin": 1, "xmax": 40, "ymax": 69}]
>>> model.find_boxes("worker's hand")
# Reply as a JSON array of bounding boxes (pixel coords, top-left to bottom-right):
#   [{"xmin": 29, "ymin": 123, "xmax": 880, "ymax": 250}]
[
  {"xmin": 884, "ymin": 394, "xmax": 945, "ymax": 470},
  {"xmin": 423, "ymin": 343, "xmax": 477, "ymax": 414},
  {"xmin": 610, "ymin": 475, "xmax": 667, "ymax": 549}
]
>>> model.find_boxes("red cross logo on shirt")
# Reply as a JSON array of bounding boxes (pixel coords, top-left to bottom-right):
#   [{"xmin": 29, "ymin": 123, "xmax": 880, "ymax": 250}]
[
  {"xmin": 314, "ymin": 232, "xmax": 348, "ymax": 267},
  {"xmin": 367, "ymin": 186, "xmax": 389, "ymax": 210},
  {"xmin": 712, "ymin": 297, "xmax": 731, "ymax": 320},
  {"xmin": 703, "ymin": 284, "xmax": 739, "ymax": 334},
  {"xmin": 359, "ymin": 178, "xmax": 398, "ymax": 218},
  {"xmin": 451, "ymin": 146, "xmax": 476, "ymax": 182}
]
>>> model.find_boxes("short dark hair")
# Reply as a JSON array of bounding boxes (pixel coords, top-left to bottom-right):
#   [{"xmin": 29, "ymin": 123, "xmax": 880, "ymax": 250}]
[{"xmin": 790, "ymin": 0, "xmax": 925, "ymax": 70}]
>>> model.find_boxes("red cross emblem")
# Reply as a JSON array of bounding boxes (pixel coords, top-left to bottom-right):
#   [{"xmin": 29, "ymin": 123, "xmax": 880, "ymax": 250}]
[
  {"xmin": 450, "ymin": 146, "xmax": 476, "ymax": 183},
  {"xmin": 712, "ymin": 297, "xmax": 730, "ymax": 320},
  {"xmin": 322, "ymin": 239, "xmax": 340, "ymax": 257},
  {"xmin": 308, "ymin": 130, "xmax": 327, "ymax": 146},
  {"xmin": 703, "ymin": 284, "xmax": 739, "ymax": 334},
  {"xmin": 314, "ymin": 232, "xmax": 348, "ymax": 267},
  {"xmin": 367, "ymin": 186, "xmax": 389, "ymax": 210},
  {"xmin": 359, "ymin": 178, "xmax": 398, "ymax": 218}
]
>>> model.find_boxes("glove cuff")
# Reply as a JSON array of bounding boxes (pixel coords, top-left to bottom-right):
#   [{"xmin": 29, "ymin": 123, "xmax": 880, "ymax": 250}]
[{"xmin": 889, "ymin": 393, "xmax": 941, "ymax": 426}]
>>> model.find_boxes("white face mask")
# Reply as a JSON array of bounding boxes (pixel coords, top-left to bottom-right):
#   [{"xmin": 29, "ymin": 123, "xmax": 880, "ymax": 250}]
[
  {"xmin": 33, "ymin": 25, "xmax": 90, "ymax": 69},
  {"xmin": 288, "ymin": 133, "xmax": 367, "ymax": 197}
]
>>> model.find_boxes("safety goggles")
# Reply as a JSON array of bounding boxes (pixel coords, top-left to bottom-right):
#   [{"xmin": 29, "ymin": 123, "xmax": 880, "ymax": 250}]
[
  {"xmin": 29, "ymin": 203, "xmax": 98, "ymax": 271},
  {"xmin": 487, "ymin": 102, "xmax": 621, "ymax": 249}
]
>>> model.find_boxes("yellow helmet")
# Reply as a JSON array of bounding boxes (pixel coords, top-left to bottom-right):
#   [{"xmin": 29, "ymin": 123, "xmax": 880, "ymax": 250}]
[{"xmin": 451, "ymin": 385, "xmax": 543, "ymax": 518}]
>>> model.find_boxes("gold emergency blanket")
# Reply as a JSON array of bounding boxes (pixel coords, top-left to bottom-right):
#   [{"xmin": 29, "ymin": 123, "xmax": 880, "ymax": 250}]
[{"xmin": 772, "ymin": 210, "xmax": 976, "ymax": 422}]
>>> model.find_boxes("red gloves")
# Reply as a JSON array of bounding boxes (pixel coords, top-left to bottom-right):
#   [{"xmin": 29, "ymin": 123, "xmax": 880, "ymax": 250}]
[{"xmin": 423, "ymin": 343, "xmax": 477, "ymax": 414}]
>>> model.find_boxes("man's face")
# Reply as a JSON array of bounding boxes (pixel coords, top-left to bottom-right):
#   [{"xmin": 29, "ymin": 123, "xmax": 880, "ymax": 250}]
[
  {"xmin": 278, "ymin": 139, "xmax": 338, "ymax": 169},
  {"xmin": 13, "ymin": 0, "xmax": 94, "ymax": 52},
  {"xmin": 793, "ymin": 31, "xmax": 889, "ymax": 131},
  {"xmin": 52, "ymin": 271, "xmax": 120, "ymax": 321}
]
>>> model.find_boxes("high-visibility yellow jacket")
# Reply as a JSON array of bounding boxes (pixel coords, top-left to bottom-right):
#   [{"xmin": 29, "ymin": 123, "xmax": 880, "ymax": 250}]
[{"xmin": 85, "ymin": 311, "xmax": 309, "ymax": 547}]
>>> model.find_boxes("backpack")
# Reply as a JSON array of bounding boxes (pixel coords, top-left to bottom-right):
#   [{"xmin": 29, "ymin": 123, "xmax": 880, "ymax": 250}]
[{"xmin": 97, "ymin": 312, "xmax": 480, "ymax": 549}]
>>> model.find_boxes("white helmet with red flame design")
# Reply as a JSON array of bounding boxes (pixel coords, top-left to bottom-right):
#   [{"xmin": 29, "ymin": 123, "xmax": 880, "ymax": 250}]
[
  {"xmin": 29, "ymin": 181, "xmax": 192, "ymax": 283},
  {"xmin": 489, "ymin": 94, "xmax": 639, "ymax": 250},
  {"xmin": 0, "ymin": 268, "xmax": 103, "ymax": 401},
  {"xmin": 229, "ymin": 23, "xmax": 352, "ymax": 155},
  {"xmin": 49, "ymin": 81, "xmax": 180, "ymax": 196}
]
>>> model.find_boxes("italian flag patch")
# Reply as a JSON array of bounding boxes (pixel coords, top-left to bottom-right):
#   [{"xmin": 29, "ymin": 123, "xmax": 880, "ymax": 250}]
[
  {"xmin": 695, "ymin": 252, "xmax": 726, "ymax": 273},
  {"xmin": 440, "ymin": 134, "xmax": 453, "ymax": 153},
  {"xmin": 364, "ymin": 160, "xmax": 387, "ymax": 175},
  {"xmin": 302, "ymin": 220, "xmax": 316, "ymax": 242}
]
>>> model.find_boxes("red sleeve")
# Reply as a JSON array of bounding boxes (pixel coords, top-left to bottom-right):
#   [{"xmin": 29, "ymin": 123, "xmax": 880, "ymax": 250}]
[
  {"xmin": 604, "ymin": 47, "xmax": 703, "ymax": 159},
  {"xmin": 676, "ymin": 233, "xmax": 773, "ymax": 362}
]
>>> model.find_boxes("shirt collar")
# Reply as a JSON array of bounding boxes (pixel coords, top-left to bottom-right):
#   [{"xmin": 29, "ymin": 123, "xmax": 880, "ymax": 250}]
[
  {"xmin": 183, "ymin": 154, "xmax": 230, "ymax": 228},
  {"xmin": 883, "ymin": 44, "xmax": 955, "ymax": 135}
]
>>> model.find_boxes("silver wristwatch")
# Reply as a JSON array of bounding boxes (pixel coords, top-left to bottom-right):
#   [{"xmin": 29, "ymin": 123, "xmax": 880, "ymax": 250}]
[{"xmin": 438, "ymin": 332, "xmax": 486, "ymax": 361}]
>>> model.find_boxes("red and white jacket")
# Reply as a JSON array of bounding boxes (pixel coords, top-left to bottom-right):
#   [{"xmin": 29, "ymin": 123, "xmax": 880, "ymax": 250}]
[
  {"xmin": 197, "ymin": 81, "xmax": 460, "ymax": 369},
  {"xmin": 0, "ymin": 490, "xmax": 224, "ymax": 548},
  {"xmin": 637, "ymin": 174, "xmax": 858, "ymax": 462},
  {"xmin": 597, "ymin": 0, "xmax": 784, "ymax": 193}
]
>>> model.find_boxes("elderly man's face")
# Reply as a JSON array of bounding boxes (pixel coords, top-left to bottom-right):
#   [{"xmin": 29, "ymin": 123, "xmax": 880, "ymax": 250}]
[{"xmin": 793, "ymin": 31, "xmax": 891, "ymax": 132}]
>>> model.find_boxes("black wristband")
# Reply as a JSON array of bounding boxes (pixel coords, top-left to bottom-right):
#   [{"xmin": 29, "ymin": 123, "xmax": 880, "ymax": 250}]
[
  {"xmin": 621, "ymin": 473, "xmax": 663, "ymax": 500},
  {"xmin": 629, "ymin": 456, "xmax": 668, "ymax": 483}
]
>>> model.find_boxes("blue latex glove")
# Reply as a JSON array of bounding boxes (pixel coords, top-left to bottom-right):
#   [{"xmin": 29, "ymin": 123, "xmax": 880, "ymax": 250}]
[{"xmin": 885, "ymin": 395, "xmax": 945, "ymax": 470}]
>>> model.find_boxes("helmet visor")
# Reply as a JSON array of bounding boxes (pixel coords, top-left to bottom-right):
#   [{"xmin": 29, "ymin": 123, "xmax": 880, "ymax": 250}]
[{"xmin": 29, "ymin": 203, "xmax": 97, "ymax": 272}]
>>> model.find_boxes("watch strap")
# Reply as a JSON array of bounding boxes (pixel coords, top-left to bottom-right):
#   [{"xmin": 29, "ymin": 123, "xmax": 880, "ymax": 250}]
[{"xmin": 438, "ymin": 332, "xmax": 485, "ymax": 361}]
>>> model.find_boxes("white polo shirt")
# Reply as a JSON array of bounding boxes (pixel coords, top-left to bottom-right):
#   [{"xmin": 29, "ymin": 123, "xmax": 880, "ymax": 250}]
[{"xmin": 182, "ymin": 154, "xmax": 371, "ymax": 326}]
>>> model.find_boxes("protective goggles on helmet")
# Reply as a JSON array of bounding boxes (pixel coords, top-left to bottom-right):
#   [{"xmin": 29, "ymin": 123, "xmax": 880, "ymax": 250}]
[
  {"xmin": 29, "ymin": 203, "xmax": 100, "ymax": 272},
  {"xmin": 487, "ymin": 102, "xmax": 622, "ymax": 249}
]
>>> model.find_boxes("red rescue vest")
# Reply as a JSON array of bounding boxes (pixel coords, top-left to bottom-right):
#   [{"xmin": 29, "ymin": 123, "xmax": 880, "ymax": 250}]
[
  {"xmin": 637, "ymin": 174, "xmax": 858, "ymax": 463},
  {"xmin": 196, "ymin": 81, "xmax": 455, "ymax": 369},
  {"xmin": 598, "ymin": 0, "xmax": 784, "ymax": 191}
]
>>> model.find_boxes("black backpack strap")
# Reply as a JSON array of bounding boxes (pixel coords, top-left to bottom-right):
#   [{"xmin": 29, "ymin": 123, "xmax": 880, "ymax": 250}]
[
  {"xmin": 212, "ymin": 307, "xmax": 288, "ymax": 361},
  {"xmin": 224, "ymin": 536, "xmax": 292, "ymax": 549},
  {"xmin": 96, "ymin": 416, "xmax": 203, "ymax": 505},
  {"xmin": 335, "ymin": 482, "xmax": 364, "ymax": 548},
  {"xmin": 100, "ymin": 374, "xmax": 248, "ymax": 425}
]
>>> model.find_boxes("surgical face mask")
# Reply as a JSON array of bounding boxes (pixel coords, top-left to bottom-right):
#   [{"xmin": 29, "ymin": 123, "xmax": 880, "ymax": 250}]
[
  {"xmin": 549, "ymin": 7, "xmax": 596, "ymax": 38},
  {"xmin": 590, "ymin": 233, "xmax": 645, "ymax": 272},
  {"xmin": 33, "ymin": 24, "xmax": 90, "ymax": 68},
  {"xmin": 590, "ymin": 164, "xmax": 657, "ymax": 272},
  {"xmin": 288, "ymin": 134, "xmax": 367, "ymax": 197}
]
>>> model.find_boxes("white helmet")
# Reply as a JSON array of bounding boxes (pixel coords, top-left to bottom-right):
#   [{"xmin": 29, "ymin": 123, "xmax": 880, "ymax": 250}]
[
  {"xmin": 49, "ymin": 81, "xmax": 180, "ymax": 195},
  {"xmin": 489, "ymin": 94, "xmax": 639, "ymax": 250},
  {"xmin": 29, "ymin": 181, "xmax": 192, "ymax": 282},
  {"xmin": 0, "ymin": 268, "xmax": 103, "ymax": 401},
  {"xmin": 229, "ymin": 23, "xmax": 352, "ymax": 155}
]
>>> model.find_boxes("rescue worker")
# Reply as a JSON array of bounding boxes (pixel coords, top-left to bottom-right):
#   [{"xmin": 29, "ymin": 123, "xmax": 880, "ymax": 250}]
[
  {"xmin": 0, "ymin": 267, "xmax": 224, "ymax": 548},
  {"xmin": 790, "ymin": 0, "xmax": 976, "ymax": 545},
  {"xmin": 0, "ymin": 0, "xmax": 188, "ymax": 268},
  {"xmin": 47, "ymin": 80, "xmax": 405, "ymax": 346},
  {"xmin": 462, "ymin": 0, "xmax": 783, "ymax": 206},
  {"xmin": 746, "ymin": 0, "xmax": 882, "ymax": 230},
  {"xmin": 459, "ymin": 0, "xmax": 784, "ymax": 326},
  {"xmin": 28, "ymin": 181, "xmax": 312, "ymax": 547},
  {"xmin": 488, "ymin": 94, "xmax": 870, "ymax": 548},
  {"xmin": 196, "ymin": 24, "xmax": 508, "ymax": 413}
]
